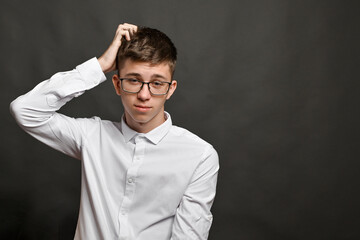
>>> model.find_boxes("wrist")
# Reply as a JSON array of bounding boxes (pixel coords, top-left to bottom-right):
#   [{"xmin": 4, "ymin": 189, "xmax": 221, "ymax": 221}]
[{"xmin": 97, "ymin": 57, "xmax": 106, "ymax": 72}]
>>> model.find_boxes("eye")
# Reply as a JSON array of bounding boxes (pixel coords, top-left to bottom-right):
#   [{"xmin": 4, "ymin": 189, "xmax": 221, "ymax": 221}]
[
  {"xmin": 152, "ymin": 81, "xmax": 164, "ymax": 87},
  {"xmin": 127, "ymin": 78, "xmax": 140, "ymax": 84}
]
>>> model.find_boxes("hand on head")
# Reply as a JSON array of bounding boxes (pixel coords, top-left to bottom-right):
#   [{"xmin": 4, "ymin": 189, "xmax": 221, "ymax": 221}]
[{"xmin": 98, "ymin": 23, "xmax": 138, "ymax": 73}]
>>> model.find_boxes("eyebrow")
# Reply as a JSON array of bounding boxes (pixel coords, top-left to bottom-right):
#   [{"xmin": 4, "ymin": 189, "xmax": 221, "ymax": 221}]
[{"xmin": 124, "ymin": 72, "xmax": 167, "ymax": 80}]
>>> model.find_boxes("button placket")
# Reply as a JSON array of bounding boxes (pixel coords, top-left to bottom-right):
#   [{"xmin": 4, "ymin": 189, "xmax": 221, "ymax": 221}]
[{"xmin": 118, "ymin": 135, "xmax": 146, "ymax": 238}]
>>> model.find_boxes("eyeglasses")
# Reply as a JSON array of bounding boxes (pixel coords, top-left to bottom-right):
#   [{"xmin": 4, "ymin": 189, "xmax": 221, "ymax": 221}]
[{"xmin": 119, "ymin": 78, "xmax": 172, "ymax": 95}]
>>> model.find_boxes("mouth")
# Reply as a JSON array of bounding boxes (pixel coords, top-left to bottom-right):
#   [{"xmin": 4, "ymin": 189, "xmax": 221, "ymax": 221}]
[{"xmin": 134, "ymin": 105, "xmax": 152, "ymax": 112}]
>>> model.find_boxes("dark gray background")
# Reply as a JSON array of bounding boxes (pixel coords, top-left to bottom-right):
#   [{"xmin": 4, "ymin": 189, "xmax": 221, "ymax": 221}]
[{"xmin": 1, "ymin": 0, "xmax": 360, "ymax": 239}]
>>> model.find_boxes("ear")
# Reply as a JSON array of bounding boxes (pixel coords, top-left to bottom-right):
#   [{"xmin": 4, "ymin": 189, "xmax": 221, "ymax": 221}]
[
  {"xmin": 112, "ymin": 74, "xmax": 122, "ymax": 96},
  {"xmin": 166, "ymin": 80, "xmax": 177, "ymax": 100}
]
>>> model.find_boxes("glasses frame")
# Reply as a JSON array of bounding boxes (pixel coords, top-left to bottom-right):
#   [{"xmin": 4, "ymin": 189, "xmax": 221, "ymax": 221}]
[{"xmin": 119, "ymin": 77, "xmax": 172, "ymax": 96}]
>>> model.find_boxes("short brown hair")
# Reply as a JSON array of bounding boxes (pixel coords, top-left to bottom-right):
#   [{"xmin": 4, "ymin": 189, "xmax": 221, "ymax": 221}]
[{"xmin": 117, "ymin": 27, "xmax": 177, "ymax": 77}]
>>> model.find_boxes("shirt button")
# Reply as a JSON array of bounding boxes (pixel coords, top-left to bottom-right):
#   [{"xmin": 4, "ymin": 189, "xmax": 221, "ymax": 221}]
[{"xmin": 128, "ymin": 178, "xmax": 133, "ymax": 183}]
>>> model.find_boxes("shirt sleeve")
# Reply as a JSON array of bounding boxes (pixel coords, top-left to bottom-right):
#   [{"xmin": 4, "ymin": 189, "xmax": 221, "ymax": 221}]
[
  {"xmin": 9, "ymin": 57, "xmax": 107, "ymax": 159},
  {"xmin": 171, "ymin": 146, "xmax": 219, "ymax": 240}
]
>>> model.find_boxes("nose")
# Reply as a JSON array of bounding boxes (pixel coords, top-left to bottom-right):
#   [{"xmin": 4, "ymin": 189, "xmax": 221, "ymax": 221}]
[{"xmin": 137, "ymin": 83, "xmax": 151, "ymax": 100}]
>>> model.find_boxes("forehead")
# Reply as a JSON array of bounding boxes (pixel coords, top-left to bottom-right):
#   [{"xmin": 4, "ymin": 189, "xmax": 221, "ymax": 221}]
[{"xmin": 119, "ymin": 59, "xmax": 172, "ymax": 79}]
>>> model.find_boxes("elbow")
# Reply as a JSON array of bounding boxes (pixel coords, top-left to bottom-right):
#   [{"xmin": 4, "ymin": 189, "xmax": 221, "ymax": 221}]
[
  {"xmin": 10, "ymin": 96, "xmax": 27, "ymax": 127},
  {"xmin": 10, "ymin": 95, "xmax": 52, "ymax": 128},
  {"xmin": 10, "ymin": 96, "xmax": 42, "ymax": 128},
  {"xmin": 10, "ymin": 97, "xmax": 23, "ymax": 120}
]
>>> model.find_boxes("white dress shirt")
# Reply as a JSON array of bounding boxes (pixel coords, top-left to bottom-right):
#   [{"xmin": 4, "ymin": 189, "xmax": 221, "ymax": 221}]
[{"xmin": 10, "ymin": 58, "xmax": 219, "ymax": 240}]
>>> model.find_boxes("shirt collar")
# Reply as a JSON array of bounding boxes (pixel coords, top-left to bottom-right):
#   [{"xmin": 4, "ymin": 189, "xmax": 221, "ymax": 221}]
[{"xmin": 121, "ymin": 112, "xmax": 172, "ymax": 145}]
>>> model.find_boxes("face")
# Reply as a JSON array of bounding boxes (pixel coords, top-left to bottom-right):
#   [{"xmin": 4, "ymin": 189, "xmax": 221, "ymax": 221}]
[{"xmin": 112, "ymin": 59, "xmax": 177, "ymax": 133}]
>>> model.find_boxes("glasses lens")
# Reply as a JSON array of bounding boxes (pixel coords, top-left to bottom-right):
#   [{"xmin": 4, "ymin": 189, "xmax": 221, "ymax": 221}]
[
  {"xmin": 122, "ymin": 79, "xmax": 142, "ymax": 93},
  {"xmin": 149, "ymin": 81, "xmax": 170, "ymax": 95}
]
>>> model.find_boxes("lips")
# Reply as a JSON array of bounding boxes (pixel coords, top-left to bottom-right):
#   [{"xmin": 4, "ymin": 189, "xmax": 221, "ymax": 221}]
[{"xmin": 134, "ymin": 104, "xmax": 152, "ymax": 112}]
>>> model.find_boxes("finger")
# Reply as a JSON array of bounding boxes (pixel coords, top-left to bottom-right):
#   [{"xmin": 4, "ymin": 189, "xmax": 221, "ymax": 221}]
[
  {"xmin": 116, "ymin": 24, "xmax": 130, "ymax": 34},
  {"xmin": 123, "ymin": 30, "xmax": 131, "ymax": 41},
  {"xmin": 128, "ymin": 27, "xmax": 134, "ymax": 35},
  {"xmin": 123, "ymin": 23, "xmax": 137, "ymax": 30},
  {"xmin": 115, "ymin": 23, "xmax": 137, "ymax": 42},
  {"xmin": 123, "ymin": 23, "xmax": 138, "ymax": 35}
]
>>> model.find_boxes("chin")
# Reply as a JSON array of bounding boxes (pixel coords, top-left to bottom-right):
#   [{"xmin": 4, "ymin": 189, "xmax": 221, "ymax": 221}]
[
  {"xmin": 125, "ymin": 108, "xmax": 164, "ymax": 128},
  {"xmin": 130, "ymin": 113, "xmax": 153, "ymax": 124}
]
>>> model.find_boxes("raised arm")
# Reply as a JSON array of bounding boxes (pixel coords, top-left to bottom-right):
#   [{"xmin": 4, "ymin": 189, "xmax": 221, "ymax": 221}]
[
  {"xmin": 9, "ymin": 58, "xmax": 107, "ymax": 158},
  {"xmin": 9, "ymin": 23, "xmax": 137, "ymax": 158}
]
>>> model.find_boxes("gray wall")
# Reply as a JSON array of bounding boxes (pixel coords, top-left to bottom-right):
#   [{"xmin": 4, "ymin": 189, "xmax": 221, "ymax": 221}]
[{"xmin": 1, "ymin": 0, "xmax": 360, "ymax": 239}]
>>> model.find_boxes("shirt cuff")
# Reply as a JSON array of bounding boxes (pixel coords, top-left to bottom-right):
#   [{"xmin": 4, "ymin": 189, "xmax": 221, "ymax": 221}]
[{"xmin": 76, "ymin": 57, "xmax": 107, "ymax": 86}]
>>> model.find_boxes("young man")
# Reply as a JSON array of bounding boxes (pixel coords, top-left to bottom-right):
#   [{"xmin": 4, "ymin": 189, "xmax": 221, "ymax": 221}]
[{"xmin": 10, "ymin": 23, "xmax": 219, "ymax": 240}]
